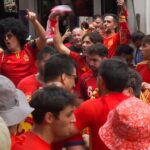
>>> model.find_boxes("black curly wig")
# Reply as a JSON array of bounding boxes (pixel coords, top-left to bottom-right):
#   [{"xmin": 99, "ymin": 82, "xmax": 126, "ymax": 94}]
[{"xmin": 0, "ymin": 17, "xmax": 29, "ymax": 50}]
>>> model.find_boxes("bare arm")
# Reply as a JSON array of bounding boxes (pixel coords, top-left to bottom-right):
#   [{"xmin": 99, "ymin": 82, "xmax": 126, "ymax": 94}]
[
  {"xmin": 62, "ymin": 28, "xmax": 71, "ymax": 42},
  {"xmin": 117, "ymin": 0, "xmax": 131, "ymax": 44},
  {"xmin": 53, "ymin": 20, "xmax": 70, "ymax": 55},
  {"xmin": 26, "ymin": 10, "xmax": 46, "ymax": 50}
]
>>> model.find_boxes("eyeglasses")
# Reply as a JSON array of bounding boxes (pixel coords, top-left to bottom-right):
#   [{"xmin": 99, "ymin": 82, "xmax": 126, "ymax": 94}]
[
  {"xmin": 3, "ymin": 32, "xmax": 14, "ymax": 40},
  {"xmin": 66, "ymin": 73, "xmax": 79, "ymax": 83}
]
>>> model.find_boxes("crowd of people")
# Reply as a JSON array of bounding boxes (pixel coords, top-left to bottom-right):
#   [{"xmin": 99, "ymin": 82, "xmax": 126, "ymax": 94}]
[{"xmin": 0, "ymin": 0, "xmax": 150, "ymax": 150}]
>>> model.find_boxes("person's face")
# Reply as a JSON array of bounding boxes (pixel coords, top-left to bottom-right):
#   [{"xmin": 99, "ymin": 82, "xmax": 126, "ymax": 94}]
[
  {"xmin": 4, "ymin": 32, "xmax": 20, "ymax": 52},
  {"xmin": 94, "ymin": 18, "xmax": 103, "ymax": 29},
  {"xmin": 72, "ymin": 28, "xmax": 83, "ymax": 47},
  {"xmin": 140, "ymin": 42, "xmax": 150, "ymax": 59},
  {"xmin": 86, "ymin": 54, "xmax": 103, "ymax": 74},
  {"xmin": 51, "ymin": 105, "xmax": 75, "ymax": 138},
  {"xmin": 63, "ymin": 67, "xmax": 77, "ymax": 90},
  {"xmin": 37, "ymin": 53, "xmax": 51, "ymax": 75},
  {"xmin": 103, "ymin": 16, "xmax": 117, "ymax": 34},
  {"xmin": 82, "ymin": 36, "xmax": 93, "ymax": 56}
]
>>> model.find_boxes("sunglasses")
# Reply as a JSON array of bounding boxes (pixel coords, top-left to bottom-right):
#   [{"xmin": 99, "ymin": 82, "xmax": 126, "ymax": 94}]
[
  {"xmin": 3, "ymin": 32, "xmax": 14, "ymax": 40},
  {"xmin": 66, "ymin": 73, "xmax": 79, "ymax": 83}
]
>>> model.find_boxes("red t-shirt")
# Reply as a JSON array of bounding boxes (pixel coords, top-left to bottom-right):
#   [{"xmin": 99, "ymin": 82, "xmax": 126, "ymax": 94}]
[
  {"xmin": 17, "ymin": 74, "xmax": 42, "ymax": 134},
  {"xmin": 74, "ymin": 92, "xmax": 129, "ymax": 150},
  {"xmin": 17, "ymin": 74, "xmax": 42, "ymax": 101},
  {"xmin": 104, "ymin": 10, "xmax": 130, "ymax": 58},
  {"xmin": 104, "ymin": 33, "xmax": 120, "ymax": 58},
  {"xmin": 12, "ymin": 132, "xmax": 51, "ymax": 150},
  {"xmin": 0, "ymin": 43, "xmax": 38, "ymax": 86},
  {"xmin": 51, "ymin": 135, "xmax": 85, "ymax": 150},
  {"xmin": 11, "ymin": 134, "xmax": 20, "ymax": 149},
  {"xmin": 76, "ymin": 69, "xmax": 99, "ymax": 100},
  {"xmin": 69, "ymin": 51, "xmax": 89, "ymax": 76},
  {"xmin": 136, "ymin": 61, "xmax": 150, "ymax": 84}
]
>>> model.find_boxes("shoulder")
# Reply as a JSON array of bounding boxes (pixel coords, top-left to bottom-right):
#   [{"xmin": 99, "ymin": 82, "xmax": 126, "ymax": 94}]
[
  {"xmin": 23, "ymin": 41, "xmax": 38, "ymax": 53},
  {"xmin": 75, "ymin": 98, "xmax": 103, "ymax": 114},
  {"xmin": 136, "ymin": 60, "xmax": 148, "ymax": 71},
  {"xmin": 17, "ymin": 74, "xmax": 36, "ymax": 87},
  {"xmin": 80, "ymin": 70, "xmax": 93, "ymax": 80},
  {"xmin": 12, "ymin": 132, "xmax": 31, "ymax": 150},
  {"xmin": 137, "ymin": 60, "xmax": 148, "ymax": 66}
]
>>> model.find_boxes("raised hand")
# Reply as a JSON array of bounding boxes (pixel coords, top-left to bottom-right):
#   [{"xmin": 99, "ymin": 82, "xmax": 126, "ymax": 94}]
[{"xmin": 26, "ymin": 9, "xmax": 37, "ymax": 22}]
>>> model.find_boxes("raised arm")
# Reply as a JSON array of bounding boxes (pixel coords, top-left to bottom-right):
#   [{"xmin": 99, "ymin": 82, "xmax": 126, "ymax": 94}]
[
  {"xmin": 26, "ymin": 10, "xmax": 46, "ymax": 50},
  {"xmin": 53, "ymin": 20, "xmax": 70, "ymax": 55},
  {"xmin": 117, "ymin": 0, "xmax": 131, "ymax": 44}
]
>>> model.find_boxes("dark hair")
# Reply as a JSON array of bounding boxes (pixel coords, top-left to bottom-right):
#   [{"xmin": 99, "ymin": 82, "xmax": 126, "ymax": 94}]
[
  {"xmin": 131, "ymin": 31, "xmax": 145, "ymax": 42},
  {"xmin": 87, "ymin": 42, "xmax": 108, "ymax": 57},
  {"xmin": 142, "ymin": 34, "xmax": 150, "ymax": 45},
  {"xmin": 43, "ymin": 54, "xmax": 76, "ymax": 83},
  {"xmin": 81, "ymin": 21, "xmax": 89, "ymax": 30},
  {"xmin": 30, "ymin": 85, "xmax": 76, "ymax": 124},
  {"xmin": 82, "ymin": 31, "xmax": 103, "ymax": 43},
  {"xmin": 98, "ymin": 58, "xmax": 128, "ymax": 92},
  {"xmin": 37, "ymin": 46, "xmax": 56, "ymax": 61},
  {"xmin": 0, "ymin": 17, "xmax": 29, "ymax": 49},
  {"xmin": 103, "ymin": 13, "xmax": 119, "ymax": 23},
  {"xmin": 125, "ymin": 68, "xmax": 142, "ymax": 97},
  {"xmin": 116, "ymin": 44, "xmax": 134, "ymax": 56},
  {"xmin": 93, "ymin": 14, "xmax": 103, "ymax": 20}
]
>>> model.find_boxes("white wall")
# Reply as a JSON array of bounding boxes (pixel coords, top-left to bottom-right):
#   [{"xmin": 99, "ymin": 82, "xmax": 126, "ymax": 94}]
[
  {"xmin": 93, "ymin": 0, "xmax": 101, "ymax": 15},
  {"xmin": 145, "ymin": 0, "xmax": 150, "ymax": 34},
  {"xmin": 133, "ymin": 0, "xmax": 146, "ymax": 33},
  {"xmin": 132, "ymin": 0, "xmax": 150, "ymax": 34}
]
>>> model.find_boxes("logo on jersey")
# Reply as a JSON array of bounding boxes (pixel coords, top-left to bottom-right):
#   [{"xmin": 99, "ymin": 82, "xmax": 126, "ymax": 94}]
[
  {"xmin": 24, "ymin": 54, "xmax": 29, "ymax": 61},
  {"xmin": 108, "ymin": 39, "xmax": 113, "ymax": 49}
]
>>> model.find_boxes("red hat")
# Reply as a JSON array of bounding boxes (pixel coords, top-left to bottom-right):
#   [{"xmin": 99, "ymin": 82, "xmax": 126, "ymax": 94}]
[{"xmin": 99, "ymin": 97, "xmax": 150, "ymax": 150}]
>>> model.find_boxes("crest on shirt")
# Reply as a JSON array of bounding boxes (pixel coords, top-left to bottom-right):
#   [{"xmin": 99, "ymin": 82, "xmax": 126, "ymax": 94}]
[
  {"xmin": 7, "ymin": 60, "xmax": 11, "ymax": 63},
  {"xmin": 108, "ymin": 40, "xmax": 113, "ymax": 48},
  {"xmin": 82, "ymin": 67, "xmax": 86, "ymax": 72},
  {"xmin": 24, "ymin": 54, "xmax": 29, "ymax": 61}
]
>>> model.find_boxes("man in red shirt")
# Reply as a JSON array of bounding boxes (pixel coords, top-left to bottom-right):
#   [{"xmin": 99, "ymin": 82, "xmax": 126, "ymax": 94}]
[
  {"xmin": 65, "ymin": 27, "xmax": 83, "ymax": 54},
  {"xmin": 136, "ymin": 35, "xmax": 150, "ymax": 103},
  {"xmin": 16, "ymin": 46, "xmax": 56, "ymax": 135},
  {"xmin": 56, "ymin": 58, "xmax": 129, "ymax": 150},
  {"xmin": 103, "ymin": 0, "xmax": 130, "ymax": 58},
  {"xmin": 17, "ymin": 46, "xmax": 56, "ymax": 102},
  {"xmin": 13, "ymin": 86, "xmax": 76, "ymax": 150},
  {"xmin": 43, "ymin": 54, "xmax": 85, "ymax": 150},
  {"xmin": 54, "ymin": 21, "xmax": 103, "ymax": 76},
  {"xmin": 0, "ymin": 10, "xmax": 46, "ymax": 86},
  {"xmin": 76, "ymin": 43, "xmax": 108, "ymax": 100},
  {"xmin": 136, "ymin": 35, "xmax": 150, "ymax": 84}
]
